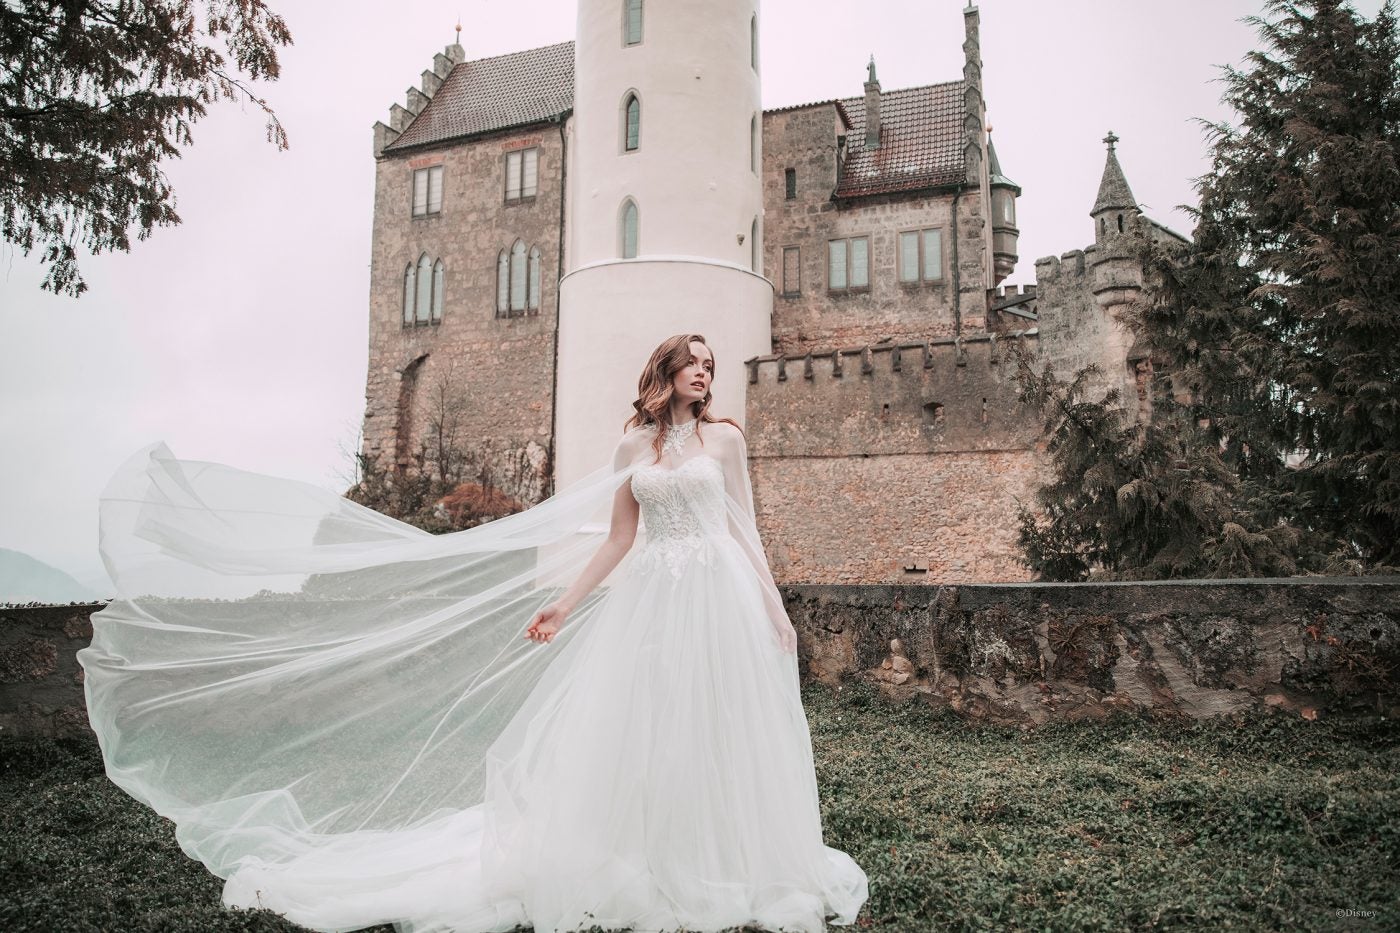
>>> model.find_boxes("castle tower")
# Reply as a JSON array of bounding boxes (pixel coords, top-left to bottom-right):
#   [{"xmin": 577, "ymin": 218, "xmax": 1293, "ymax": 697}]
[
  {"xmin": 986, "ymin": 132, "xmax": 1020, "ymax": 284},
  {"xmin": 1089, "ymin": 131, "xmax": 1145, "ymax": 310},
  {"xmin": 554, "ymin": 0, "xmax": 772, "ymax": 486}
]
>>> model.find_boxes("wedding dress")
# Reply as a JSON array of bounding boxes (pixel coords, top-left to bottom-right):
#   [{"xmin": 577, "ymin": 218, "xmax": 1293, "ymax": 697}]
[{"xmin": 78, "ymin": 415, "xmax": 869, "ymax": 933}]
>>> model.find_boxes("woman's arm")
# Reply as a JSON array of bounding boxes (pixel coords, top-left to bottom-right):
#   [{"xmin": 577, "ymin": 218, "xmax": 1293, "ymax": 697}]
[{"xmin": 525, "ymin": 436, "xmax": 643, "ymax": 643}]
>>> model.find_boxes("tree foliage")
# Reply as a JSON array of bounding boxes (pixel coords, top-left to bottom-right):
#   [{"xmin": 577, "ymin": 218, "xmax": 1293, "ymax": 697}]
[
  {"xmin": 1135, "ymin": 0, "xmax": 1400, "ymax": 567},
  {"xmin": 1, "ymin": 0, "xmax": 293, "ymax": 298},
  {"xmin": 1015, "ymin": 0, "xmax": 1400, "ymax": 580}
]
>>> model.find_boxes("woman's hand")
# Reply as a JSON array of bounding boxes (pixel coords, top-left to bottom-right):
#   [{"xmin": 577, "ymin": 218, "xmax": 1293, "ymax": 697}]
[{"xmin": 525, "ymin": 601, "xmax": 571, "ymax": 645}]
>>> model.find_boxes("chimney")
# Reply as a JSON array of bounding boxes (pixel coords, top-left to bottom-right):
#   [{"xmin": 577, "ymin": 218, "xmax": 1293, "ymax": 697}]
[{"xmin": 864, "ymin": 55, "xmax": 881, "ymax": 149}]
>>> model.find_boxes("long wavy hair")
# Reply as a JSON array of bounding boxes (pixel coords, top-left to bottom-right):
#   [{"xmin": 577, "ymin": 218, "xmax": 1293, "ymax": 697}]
[{"xmin": 624, "ymin": 333, "xmax": 743, "ymax": 462}]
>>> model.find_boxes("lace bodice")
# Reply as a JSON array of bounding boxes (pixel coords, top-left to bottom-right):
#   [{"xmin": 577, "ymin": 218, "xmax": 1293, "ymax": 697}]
[{"xmin": 630, "ymin": 424, "xmax": 730, "ymax": 579}]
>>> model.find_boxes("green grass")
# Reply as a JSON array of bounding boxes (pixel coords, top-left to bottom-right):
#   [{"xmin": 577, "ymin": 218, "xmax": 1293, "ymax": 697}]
[{"xmin": 2, "ymin": 680, "xmax": 1397, "ymax": 932}]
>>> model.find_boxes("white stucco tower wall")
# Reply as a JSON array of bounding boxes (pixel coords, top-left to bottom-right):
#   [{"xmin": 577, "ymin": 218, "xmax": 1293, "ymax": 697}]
[{"xmin": 555, "ymin": 0, "xmax": 772, "ymax": 488}]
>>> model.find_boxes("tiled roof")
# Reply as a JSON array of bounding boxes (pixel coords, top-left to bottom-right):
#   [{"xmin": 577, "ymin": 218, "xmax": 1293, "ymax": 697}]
[
  {"xmin": 385, "ymin": 41, "xmax": 575, "ymax": 153},
  {"xmin": 832, "ymin": 81, "xmax": 967, "ymax": 198}
]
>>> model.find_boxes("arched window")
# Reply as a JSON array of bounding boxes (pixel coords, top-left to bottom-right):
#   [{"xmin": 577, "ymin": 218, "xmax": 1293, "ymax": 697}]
[
  {"xmin": 528, "ymin": 247, "xmax": 542, "ymax": 310},
  {"xmin": 750, "ymin": 14, "xmax": 757, "ymax": 70},
  {"xmin": 623, "ymin": 0, "xmax": 642, "ymax": 45},
  {"xmin": 510, "ymin": 239, "xmax": 527, "ymax": 312},
  {"xmin": 431, "ymin": 259, "xmax": 444, "ymax": 322},
  {"xmin": 750, "ymin": 217, "xmax": 759, "ymax": 272},
  {"xmin": 623, "ymin": 93, "xmax": 641, "ymax": 152},
  {"xmin": 402, "ymin": 263, "xmax": 416, "ymax": 325},
  {"xmin": 415, "ymin": 253, "xmax": 432, "ymax": 324},
  {"xmin": 620, "ymin": 199, "xmax": 639, "ymax": 258},
  {"xmin": 750, "ymin": 114, "xmax": 758, "ymax": 173},
  {"xmin": 496, "ymin": 250, "xmax": 509, "ymax": 316},
  {"xmin": 1117, "ymin": 213, "xmax": 1125, "ymax": 233}
]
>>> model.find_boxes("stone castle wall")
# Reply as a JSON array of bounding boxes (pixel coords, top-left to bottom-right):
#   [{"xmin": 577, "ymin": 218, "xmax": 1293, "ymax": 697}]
[
  {"xmin": 761, "ymin": 107, "xmax": 992, "ymax": 356},
  {"xmin": 362, "ymin": 125, "xmax": 566, "ymax": 503},
  {"xmin": 744, "ymin": 333, "xmax": 1044, "ymax": 584}
]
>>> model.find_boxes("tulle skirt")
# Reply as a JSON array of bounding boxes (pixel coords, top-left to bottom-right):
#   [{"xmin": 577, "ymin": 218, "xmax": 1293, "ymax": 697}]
[{"xmin": 219, "ymin": 532, "xmax": 868, "ymax": 933}]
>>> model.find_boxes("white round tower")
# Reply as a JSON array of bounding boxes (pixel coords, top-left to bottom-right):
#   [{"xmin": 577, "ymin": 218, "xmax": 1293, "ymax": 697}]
[{"xmin": 555, "ymin": 0, "xmax": 772, "ymax": 487}]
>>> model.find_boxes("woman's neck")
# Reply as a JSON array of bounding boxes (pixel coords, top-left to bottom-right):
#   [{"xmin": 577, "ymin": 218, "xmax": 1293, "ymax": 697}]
[{"xmin": 667, "ymin": 404, "xmax": 697, "ymax": 425}]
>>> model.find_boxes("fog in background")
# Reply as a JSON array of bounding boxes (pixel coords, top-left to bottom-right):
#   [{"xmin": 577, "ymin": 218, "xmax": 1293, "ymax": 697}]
[{"xmin": 4, "ymin": 0, "xmax": 1376, "ymax": 597}]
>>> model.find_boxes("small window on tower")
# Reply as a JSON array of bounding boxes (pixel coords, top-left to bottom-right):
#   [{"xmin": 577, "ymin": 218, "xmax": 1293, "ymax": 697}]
[
  {"xmin": 620, "ymin": 199, "xmax": 639, "ymax": 259},
  {"xmin": 784, "ymin": 168, "xmax": 796, "ymax": 200},
  {"xmin": 624, "ymin": 94, "xmax": 641, "ymax": 152},
  {"xmin": 624, "ymin": 0, "xmax": 643, "ymax": 46}
]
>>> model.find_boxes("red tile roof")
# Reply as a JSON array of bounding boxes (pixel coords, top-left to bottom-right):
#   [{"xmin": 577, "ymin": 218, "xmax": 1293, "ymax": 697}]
[
  {"xmin": 832, "ymin": 81, "xmax": 967, "ymax": 198},
  {"xmin": 385, "ymin": 41, "xmax": 574, "ymax": 152}
]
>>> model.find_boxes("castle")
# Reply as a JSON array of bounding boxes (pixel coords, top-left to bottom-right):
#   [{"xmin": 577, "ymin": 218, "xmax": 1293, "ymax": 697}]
[{"xmin": 359, "ymin": 2, "xmax": 1188, "ymax": 585}]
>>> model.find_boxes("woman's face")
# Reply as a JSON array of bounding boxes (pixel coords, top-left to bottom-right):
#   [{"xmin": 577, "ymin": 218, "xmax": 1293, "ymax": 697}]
[{"xmin": 672, "ymin": 340, "xmax": 714, "ymax": 407}]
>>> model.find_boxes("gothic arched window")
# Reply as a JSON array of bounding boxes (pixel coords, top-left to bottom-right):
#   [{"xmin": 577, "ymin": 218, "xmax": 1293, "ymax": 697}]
[
  {"xmin": 527, "ymin": 247, "xmax": 542, "ymax": 310},
  {"xmin": 620, "ymin": 199, "xmax": 639, "ymax": 259},
  {"xmin": 750, "ymin": 217, "xmax": 759, "ymax": 272},
  {"xmin": 509, "ymin": 239, "xmax": 527, "ymax": 312},
  {"xmin": 750, "ymin": 14, "xmax": 758, "ymax": 70},
  {"xmin": 623, "ymin": 93, "xmax": 641, "ymax": 152},
  {"xmin": 431, "ymin": 259, "xmax": 444, "ymax": 322},
  {"xmin": 623, "ymin": 0, "xmax": 642, "ymax": 45},
  {"xmin": 496, "ymin": 250, "xmax": 509, "ymax": 316},
  {"xmin": 415, "ymin": 253, "xmax": 432, "ymax": 324},
  {"xmin": 402, "ymin": 263, "xmax": 416, "ymax": 325},
  {"xmin": 750, "ymin": 114, "xmax": 758, "ymax": 173}
]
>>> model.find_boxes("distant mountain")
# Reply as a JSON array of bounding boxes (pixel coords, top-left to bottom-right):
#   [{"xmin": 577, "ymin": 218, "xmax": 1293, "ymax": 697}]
[{"xmin": 0, "ymin": 548, "xmax": 102, "ymax": 606}]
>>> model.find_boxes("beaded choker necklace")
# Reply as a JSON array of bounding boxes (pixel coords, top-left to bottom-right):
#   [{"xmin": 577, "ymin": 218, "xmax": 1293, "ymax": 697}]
[{"xmin": 661, "ymin": 417, "xmax": 698, "ymax": 456}]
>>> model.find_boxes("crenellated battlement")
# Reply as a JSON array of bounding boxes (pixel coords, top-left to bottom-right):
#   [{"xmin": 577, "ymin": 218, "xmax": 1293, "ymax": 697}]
[{"xmin": 744, "ymin": 328, "xmax": 1038, "ymax": 384}]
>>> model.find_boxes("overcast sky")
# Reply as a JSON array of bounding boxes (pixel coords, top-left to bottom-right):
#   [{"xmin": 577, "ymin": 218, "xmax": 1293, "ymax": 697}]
[{"xmin": 1, "ymin": 0, "xmax": 1383, "ymax": 597}]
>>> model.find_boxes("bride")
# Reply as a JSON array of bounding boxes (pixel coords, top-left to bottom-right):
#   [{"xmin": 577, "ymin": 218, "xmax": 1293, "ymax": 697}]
[{"xmin": 78, "ymin": 332, "xmax": 870, "ymax": 933}]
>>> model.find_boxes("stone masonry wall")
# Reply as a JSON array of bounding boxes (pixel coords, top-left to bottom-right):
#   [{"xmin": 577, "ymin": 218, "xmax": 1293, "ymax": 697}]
[
  {"xmin": 745, "ymin": 334, "xmax": 1044, "ymax": 585},
  {"xmin": 761, "ymin": 106, "xmax": 991, "ymax": 356},
  {"xmin": 362, "ymin": 124, "xmax": 566, "ymax": 504},
  {"xmin": 10, "ymin": 580, "xmax": 1396, "ymax": 737}
]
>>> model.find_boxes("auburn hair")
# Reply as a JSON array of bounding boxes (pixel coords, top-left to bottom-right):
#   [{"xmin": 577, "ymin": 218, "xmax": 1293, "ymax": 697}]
[{"xmin": 624, "ymin": 333, "xmax": 743, "ymax": 462}]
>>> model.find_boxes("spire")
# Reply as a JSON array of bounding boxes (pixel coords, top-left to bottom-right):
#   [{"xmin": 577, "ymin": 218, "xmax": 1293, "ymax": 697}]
[
  {"xmin": 1092, "ymin": 130, "xmax": 1136, "ymax": 215},
  {"xmin": 986, "ymin": 129, "xmax": 1019, "ymax": 193}
]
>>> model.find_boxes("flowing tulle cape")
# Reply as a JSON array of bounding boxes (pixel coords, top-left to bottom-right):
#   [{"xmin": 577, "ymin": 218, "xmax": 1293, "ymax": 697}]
[{"xmin": 77, "ymin": 426, "xmax": 799, "ymax": 893}]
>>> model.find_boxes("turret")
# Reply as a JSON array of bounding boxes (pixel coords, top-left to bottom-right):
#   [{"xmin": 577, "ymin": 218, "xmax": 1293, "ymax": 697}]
[
  {"xmin": 1089, "ymin": 131, "xmax": 1143, "ymax": 311},
  {"xmin": 987, "ymin": 130, "xmax": 1019, "ymax": 284}
]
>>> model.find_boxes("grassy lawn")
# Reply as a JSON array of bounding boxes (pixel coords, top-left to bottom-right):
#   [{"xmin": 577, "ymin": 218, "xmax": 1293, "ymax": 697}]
[{"xmin": 1, "ymin": 679, "xmax": 1396, "ymax": 932}]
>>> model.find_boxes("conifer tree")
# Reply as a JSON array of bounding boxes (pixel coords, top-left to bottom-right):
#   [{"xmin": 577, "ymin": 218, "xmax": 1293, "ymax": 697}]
[
  {"xmin": 1136, "ymin": 0, "xmax": 1400, "ymax": 568},
  {"xmin": 1, "ymin": 0, "xmax": 293, "ymax": 298}
]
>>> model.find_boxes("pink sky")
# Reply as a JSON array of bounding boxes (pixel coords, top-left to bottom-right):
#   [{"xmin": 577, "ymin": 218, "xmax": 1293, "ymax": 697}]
[{"xmin": 1, "ymin": 0, "xmax": 1382, "ymax": 595}]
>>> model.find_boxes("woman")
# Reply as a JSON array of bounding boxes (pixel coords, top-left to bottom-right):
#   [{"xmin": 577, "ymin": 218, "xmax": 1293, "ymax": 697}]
[{"xmin": 79, "ymin": 333, "xmax": 869, "ymax": 933}]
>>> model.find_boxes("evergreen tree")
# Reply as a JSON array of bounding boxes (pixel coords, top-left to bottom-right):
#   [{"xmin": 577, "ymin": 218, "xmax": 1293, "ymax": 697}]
[
  {"xmin": 1, "ymin": 0, "xmax": 292, "ymax": 298},
  {"xmin": 1136, "ymin": 0, "xmax": 1400, "ymax": 568},
  {"xmin": 1009, "ymin": 348, "xmax": 1299, "ymax": 581}
]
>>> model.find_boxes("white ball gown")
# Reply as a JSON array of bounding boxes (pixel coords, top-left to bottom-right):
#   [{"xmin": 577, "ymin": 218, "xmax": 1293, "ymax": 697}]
[{"xmin": 77, "ymin": 415, "xmax": 869, "ymax": 933}]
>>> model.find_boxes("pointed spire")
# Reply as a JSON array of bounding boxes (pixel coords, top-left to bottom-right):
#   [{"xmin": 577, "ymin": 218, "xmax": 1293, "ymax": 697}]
[
  {"xmin": 987, "ymin": 130, "xmax": 1021, "ymax": 193},
  {"xmin": 1093, "ymin": 130, "xmax": 1136, "ymax": 215},
  {"xmin": 866, "ymin": 54, "xmax": 879, "ymax": 86}
]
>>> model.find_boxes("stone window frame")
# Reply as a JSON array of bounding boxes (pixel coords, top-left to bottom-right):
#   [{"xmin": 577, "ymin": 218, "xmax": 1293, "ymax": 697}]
[
  {"xmin": 826, "ymin": 234, "xmax": 871, "ymax": 294},
  {"xmin": 495, "ymin": 239, "xmax": 542, "ymax": 318},
  {"xmin": 503, "ymin": 147, "xmax": 539, "ymax": 204},
  {"xmin": 781, "ymin": 245, "xmax": 800, "ymax": 297},
  {"xmin": 784, "ymin": 167, "xmax": 796, "ymax": 200},
  {"xmin": 402, "ymin": 252, "xmax": 445, "ymax": 328},
  {"xmin": 411, "ymin": 165, "xmax": 443, "ymax": 218},
  {"xmin": 749, "ymin": 113, "xmax": 758, "ymax": 174},
  {"xmin": 623, "ymin": 0, "xmax": 643, "ymax": 46},
  {"xmin": 896, "ymin": 226, "xmax": 946, "ymax": 286},
  {"xmin": 750, "ymin": 14, "xmax": 758, "ymax": 71},
  {"xmin": 749, "ymin": 217, "xmax": 760, "ymax": 273}
]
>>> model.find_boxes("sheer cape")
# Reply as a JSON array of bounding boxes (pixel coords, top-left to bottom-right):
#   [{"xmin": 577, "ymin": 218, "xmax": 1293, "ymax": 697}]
[{"xmin": 77, "ymin": 421, "xmax": 799, "ymax": 892}]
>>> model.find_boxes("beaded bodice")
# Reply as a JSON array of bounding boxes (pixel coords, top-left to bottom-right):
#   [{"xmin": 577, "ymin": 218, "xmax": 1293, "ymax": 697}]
[{"xmin": 629, "ymin": 419, "xmax": 729, "ymax": 579}]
